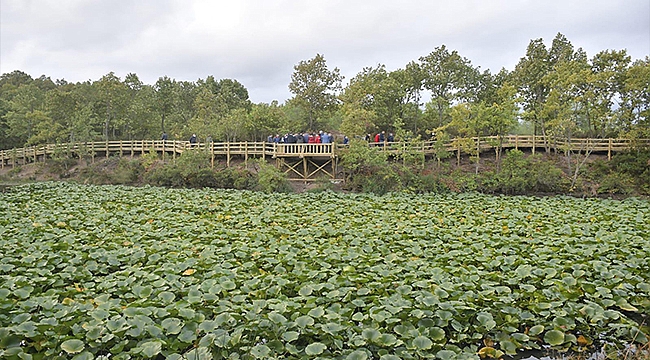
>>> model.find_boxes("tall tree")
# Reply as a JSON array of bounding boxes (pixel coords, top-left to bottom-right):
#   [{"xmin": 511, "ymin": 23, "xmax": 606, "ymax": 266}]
[
  {"xmin": 419, "ymin": 45, "xmax": 481, "ymax": 128},
  {"xmin": 248, "ymin": 101, "xmax": 288, "ymax": 141},
  {"xmin": 621, "ymin": 57, "xmax": 650, "ymax": 137},
  {"xmin": 4, "ymin": 83, "xmax": 49, "ymax": 146},
  {"xmin": 513, "ymin": 38, "xmax": 551, "ymax": 139},
  {"xmin": 339, "ymin": 65, "xmax": 387, "ymax": 135},
  {"xmin": 93, "ymin": 72, "xmax": 129, "ymax": 141},
  {"xmin": 590, "ymin": 50, "xmax": 631, "ymax": 137},
  {"xmin": 45, "ymin": 85, "xmax": 97, "ymax": 143},
  {"xmin": 289, "ymin": 54, "xmax": 343, "ymax": 130},
  {"xmin": 154, "ymin": 76, "xmax": 177, "ymax": 135},
  {"xmin": 188, "ymin": 87, "xmax": 219, "ymax": 140}
]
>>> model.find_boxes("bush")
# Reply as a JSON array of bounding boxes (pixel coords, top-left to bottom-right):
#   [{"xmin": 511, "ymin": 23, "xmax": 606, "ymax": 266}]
[
  {"xmin": 441, "ymin": 170, "xmax": 479, "ymax": 193},
  {"xmin": 597, "ymin": 172, "xmax": 636, "ymax": 195},
  {"xmin": 255, "ymin": 159, "xmax": 292, "ymax": 193},
  {"xmin": 611, "ymin": 151, "xmax": 650, "ymax": 176},
  {"xmin": 143, "ymin": 164, "xmax": 185, "ymax": 187},
  {"xmin": 111, "ymin": 159, "xmax": 144, "ymax": 185},
  {"xmin": 356, "ymin": 167, "xmax": 401, "ymax": 195},
  {"xmin": 529, "ymin": 155, "xmax": 569, "ymax": 193},
  {"xmin": 212, "ymin": 167, "xmax": 256, "ymax": 190},
  {"xmin": 140, "ymin": 148, "xmax": 160, "ymax": 170},
  {"xmin": 497, "ymin": 150, "xmax": 532, "ymax": 194},
  {"xmin": 610, "ymin": 151, "xmax": 650, "ymax": 194},
  {"xmin": 399, "ymin": 167, "xmax": 448, "ymax": 194}
]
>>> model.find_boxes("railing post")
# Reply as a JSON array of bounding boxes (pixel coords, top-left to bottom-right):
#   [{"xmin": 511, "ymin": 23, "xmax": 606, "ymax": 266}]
[
  {"xmin": 245, "ymin": 141, "xmax": 248, "ymax": 166},
  {"xmin": 227, "ymin": 142, "xmax": 230, "ymax": 167},
  {"xmin": 515, "ymin": 135, "xmax": 519, "ymax": 150},
  {"xmin": 608, "ymin": 138, "xmax": 612, "ymax": 160},
  {"xmin": 532, "ymin": 135, "xmax": 536, "ymax": 155}
]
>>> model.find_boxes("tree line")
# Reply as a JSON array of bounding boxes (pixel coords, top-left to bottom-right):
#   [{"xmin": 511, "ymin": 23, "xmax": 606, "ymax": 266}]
[{"xmin": 1, "ymin": 33, "xmax": 648, "ymax": 151}]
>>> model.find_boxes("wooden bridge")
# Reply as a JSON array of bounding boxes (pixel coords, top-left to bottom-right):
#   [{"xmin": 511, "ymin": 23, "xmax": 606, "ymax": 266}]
[{"xmin": 1, "ymin": 135, "xmax": 648, "ymax": 181}]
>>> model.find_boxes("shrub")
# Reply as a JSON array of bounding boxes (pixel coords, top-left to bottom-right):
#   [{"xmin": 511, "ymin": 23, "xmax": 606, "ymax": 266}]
[
  {"xmin": 255, "ymin": 159, "xmax": 292, "ymax": 193},
  {"xmin": 184, "ymin": 168, "xmax": 218, "ymax": 188},
  {"xmin": 213, "ymin": 167, "xmax": 256, "ymax": 190},
  {"xmin": 442, "ymin": 170, "xmax": 479, "ymax": 193},
  {"xmin": 111, "ymin": 159, "xmax": 144, "ymax": 185},
  {"xmin": 140, "ymin": 148, "xmax": 160, "ymax": 170},
  {"xmin": 529, "ymin": 155, "xmax": 569, "ymax": 193},
  {"xmin": 143, "ymin": 165, "xmax": 185, "ymax": 187},
  {"xmin": 340, "ymin": 140, "xmax": 388, "ymax": 179},
  {"xmin": 597, "ymin": 172, "xmax": 636, "ymax": 195},
  {"xmin": 497, "ymin": 150, "xmax": 532, "ymax": 194},
  {"xmin": 610, "ymin": 151, "xmax": 650, "ymax": 194},
  {"xmin": 399, "ymin": 167, "xmax": 448, "ymax": 194}
]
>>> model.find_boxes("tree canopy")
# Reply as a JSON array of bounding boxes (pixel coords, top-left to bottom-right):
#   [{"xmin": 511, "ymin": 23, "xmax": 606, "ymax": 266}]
[{"xmin": 1, "ymin": 33, "xmax": 648, "ymax": 151}]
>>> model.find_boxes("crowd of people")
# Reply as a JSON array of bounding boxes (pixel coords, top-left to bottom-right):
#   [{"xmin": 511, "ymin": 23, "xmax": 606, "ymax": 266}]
[
  {"xmin": 267, "ymin": 131, "xmax": 349, "ymax": 144},
  {"xmin": 365, "ymin": 131, "xmax": 395, "ymax": 143},
  {"xmin": 266, "ymin": 130, "xmax": 399, "ymax": 146},
  {"xmin": 168, "ymin": 130, "xmax": 401, "ymax": 145}
]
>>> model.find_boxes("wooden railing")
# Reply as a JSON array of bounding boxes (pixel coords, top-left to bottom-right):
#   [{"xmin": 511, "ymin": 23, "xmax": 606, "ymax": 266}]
[{"xmin": 2, "ymin": 136, "xmax": 649, "ymax": 168}]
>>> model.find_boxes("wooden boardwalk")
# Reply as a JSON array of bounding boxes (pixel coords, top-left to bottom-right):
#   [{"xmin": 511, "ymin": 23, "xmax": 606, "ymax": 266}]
[{"xmin": 1, "ymin": 135, "xmax": 649, "ymax": 180}]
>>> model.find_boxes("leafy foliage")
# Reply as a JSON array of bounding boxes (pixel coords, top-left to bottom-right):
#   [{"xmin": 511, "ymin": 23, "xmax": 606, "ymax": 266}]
[{"xmin": 1, "ymin": 183, "xmax": 648, "ymax": 359}]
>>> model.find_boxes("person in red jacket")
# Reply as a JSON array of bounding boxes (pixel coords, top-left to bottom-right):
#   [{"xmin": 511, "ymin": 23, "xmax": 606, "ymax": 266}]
[{"xmin": 374, "ymin": 133, "xmax": 380, "ymax": 142}]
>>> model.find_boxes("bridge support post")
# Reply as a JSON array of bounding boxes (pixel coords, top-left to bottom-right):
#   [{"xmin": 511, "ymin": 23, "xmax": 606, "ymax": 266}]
[{"xmin": 303, "ymin": 157, "xmax": 308, "ymax": 184}]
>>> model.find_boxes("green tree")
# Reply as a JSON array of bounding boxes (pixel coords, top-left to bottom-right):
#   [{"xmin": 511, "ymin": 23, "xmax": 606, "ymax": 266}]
[
  {"xmin": 154, "ymin": 76, "xmax": 177, "ymax": 135},
  {"xmin": 419, "ymin": 45, "xmax": 481, "ymax": 128},
  {"xmin": 513, "ymin": 38, "xmax": 551, "ymax": 140},
  {"xmin": 217, "ymin": 108, "xmax": 249, "ymax": 142},
  {"xmin": 188, "ymin": 87, "xmax": 219, "ymax": 140},
  {"xmin": 93, "ymin": 72, "xmax": 129, "ymax": 141},
  {"xmin": 590, "ymin": 50, "xmax": 631, "ymax": 137},
  {"xmin": 4, "ymin": 83, "xmax": 49, "ymax": 146},
  {"xmin": 247, "ymin": 101, "xmax": 288, "ymax": 141},
  {"xmin": 288, "ymin": 54, "xmax": 343, "ymax": 130},
  {"xmin": 339, "ymin": 65, "xmax": 387, "ymax": 135},
  {"xmin": 44, "ymin": 84, "xmax": 98, "ymax": 143},
  {"xmin": 620, "ymin": 57, "xmax": 650, "ymax": 138}
]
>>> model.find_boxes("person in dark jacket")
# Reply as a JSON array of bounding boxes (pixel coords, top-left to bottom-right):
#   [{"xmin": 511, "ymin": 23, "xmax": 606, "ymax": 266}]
[{"xmin": 189, "ymin": 134, "xmax": 197, "ymax": 144}]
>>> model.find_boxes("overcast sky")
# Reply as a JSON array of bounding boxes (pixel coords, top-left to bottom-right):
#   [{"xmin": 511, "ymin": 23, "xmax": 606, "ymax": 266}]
[{"xmin": 1, "ymin": 0, "xmax": 649, "ymax": 104}]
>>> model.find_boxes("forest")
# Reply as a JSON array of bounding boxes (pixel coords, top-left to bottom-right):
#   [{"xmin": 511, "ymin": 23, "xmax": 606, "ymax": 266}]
[{"xmin": 1, "ymin": 32, "xmax": 648, "ymax": 152}]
